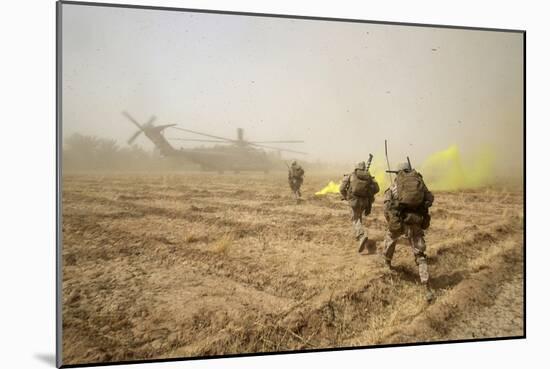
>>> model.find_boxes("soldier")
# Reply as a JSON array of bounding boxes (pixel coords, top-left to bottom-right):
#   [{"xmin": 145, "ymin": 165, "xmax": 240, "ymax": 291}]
[
  {"xmin": 288, "ymin": 160, "xmax": 305, "ymax": 201},
  {"xmin": 340, "ymin": 160, "xmax": 380, "ymax": 253},
  {"xmin": 382, "ymin": 162, "xmax": 435, "ymax": 301}
]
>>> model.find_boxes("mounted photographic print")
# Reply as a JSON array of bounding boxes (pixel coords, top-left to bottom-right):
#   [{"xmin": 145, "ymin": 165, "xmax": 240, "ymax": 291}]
[{"xmin": 57, "ymin": 1, "xmax": 525, "ymax": 367}]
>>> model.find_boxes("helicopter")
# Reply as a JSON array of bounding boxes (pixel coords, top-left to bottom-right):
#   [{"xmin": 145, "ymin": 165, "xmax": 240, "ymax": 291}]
[{"xmin": 122, "ymin": 111, "xmax": 306, "ymax": 172}]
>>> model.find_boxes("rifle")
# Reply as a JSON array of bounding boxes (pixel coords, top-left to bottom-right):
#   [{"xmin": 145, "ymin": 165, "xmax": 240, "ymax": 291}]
[{"xmin": 366, "ymin": 153, "xmax": 373, "ymax": 172}]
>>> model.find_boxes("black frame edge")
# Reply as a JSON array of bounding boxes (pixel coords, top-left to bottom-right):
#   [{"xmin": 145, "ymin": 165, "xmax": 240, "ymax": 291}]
[
  {"xmin": 60, "ymin": 336, "xmax": 526, "ymax": 368},
  {"xmin": 56, "ymin": 1, "xmax": 64, "ymax": 367},
  {"xmin": 522, "ymin": 30, "xmax": 526, "ymax": 339},
  {"xmin": 58, "ymin": 0, "xmax": 525, "ymax": 34}
]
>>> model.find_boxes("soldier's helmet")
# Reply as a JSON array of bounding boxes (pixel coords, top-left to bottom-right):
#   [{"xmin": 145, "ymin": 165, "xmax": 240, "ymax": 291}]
[
  {"xmin": 291, "ymin": 160, "xmax": 297, "ymax": 166},
  {"xmin": 355, "ymin": 161, "xmax": 366, "ymax": 170},
  {"xmin": 396, "ymin": 162, "xmax": 411, "ymax": 171}
]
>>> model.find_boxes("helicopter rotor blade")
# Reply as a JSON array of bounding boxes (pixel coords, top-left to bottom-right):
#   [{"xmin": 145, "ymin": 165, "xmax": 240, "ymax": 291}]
[
  {"xmin": 249, "ymin": 142, "xmax": 307, "ymax": 155},
  {"xmin": 122, "ymin": 111, "xmax": 143, "ymax": 130},
  {"xmin": 145, "ymin": 115, "xmax": 157, "ymax": 127},
  {"xmin": 170, "ymin": 127, "xmax": 236, "ymax": 143},
  {"xmin": 248, "ymin": 140, "xmax": 305, "ymax": 144},
  {"xmin": 127, "ymin": 130, "xmax": 142, "ymax": 145},
  {"xmin": 167, "ymin": 138, "xmax": 230, "ymax": 143}
]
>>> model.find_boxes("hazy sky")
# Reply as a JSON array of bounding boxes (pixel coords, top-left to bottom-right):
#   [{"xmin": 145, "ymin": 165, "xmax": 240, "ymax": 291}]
[{"xmin": 62, "ymin": 4, "xmax": 523, "ymax": 170}]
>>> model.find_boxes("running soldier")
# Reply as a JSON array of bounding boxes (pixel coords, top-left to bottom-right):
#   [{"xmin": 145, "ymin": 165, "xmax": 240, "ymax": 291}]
[
  {"xmin": 339, "ymin": 157, "xmax": 380, "ymax": 253},
  {"xmin": 288, "ymin": 161, "xmax": 305, "ymax": 201},
  {"xmin": 382, "ymin": 162, "xmax": 435, "ymax": 301}
]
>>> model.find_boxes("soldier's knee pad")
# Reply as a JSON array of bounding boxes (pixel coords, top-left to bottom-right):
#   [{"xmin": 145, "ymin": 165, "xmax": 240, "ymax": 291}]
[
  {"xmin": 415, "ymin": 253, "xmax": 427, "ymax": 265},
  {"xmin": 412, "ymin": 236, "xmax": 426, "ymax": 252}
]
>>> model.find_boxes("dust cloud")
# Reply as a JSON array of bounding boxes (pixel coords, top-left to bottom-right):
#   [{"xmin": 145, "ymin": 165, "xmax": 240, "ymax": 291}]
[
  {"xmin": 62, "ymin": 4, "xmax": 524, "ymax": 188},
  {"xmin": 317, "ymin": 144, "xmax": 505, "ymax": 193}
]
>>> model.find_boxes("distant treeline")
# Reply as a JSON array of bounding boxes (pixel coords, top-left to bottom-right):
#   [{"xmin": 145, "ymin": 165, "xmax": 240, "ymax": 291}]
[
  {"xmin": 62, "ymin": 133, "xmax": 191, "ymax": 171},
  {"xmin": 62, "ymin": 133, "xmax": 350, "ymax": 173}
]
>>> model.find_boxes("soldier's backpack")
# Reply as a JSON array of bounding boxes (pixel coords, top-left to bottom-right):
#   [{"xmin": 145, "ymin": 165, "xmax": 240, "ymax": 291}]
[
  {"xmin": 350, "ymin": 169, "xmax": 373, "ymax": 197},
  {"xmin": 291, "ymin": 165, "xmax": 304, "ymax": 178},
  {"xmin": 395, "ymin": 170, "xmax": 425, "ymax": 208}
]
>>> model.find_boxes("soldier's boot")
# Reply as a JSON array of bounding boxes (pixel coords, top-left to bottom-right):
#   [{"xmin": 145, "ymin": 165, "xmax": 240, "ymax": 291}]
[
  {"xmin": 423, "ymin": 283, "xmax": 434, "ymax": 303},
  {"xmin": 358, "ymin": 235, "xmax": 369, "ymax": 253},
  {"xmin": 418, "ymin": 262, "xmax": 433, "ymax": 302}
]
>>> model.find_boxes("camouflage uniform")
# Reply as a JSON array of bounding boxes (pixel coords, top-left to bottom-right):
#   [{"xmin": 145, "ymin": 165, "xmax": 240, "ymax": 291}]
[
  {"xmin": 288, "ymin": 161, "xmax": 304, "ymax": 199},
  {"xmin": 340, "ymin": 162, "xmax": 380, "ymax": 244},
  {"xmin": 382, "ymin": 166, "xmax": 434, "ymax": 285}
]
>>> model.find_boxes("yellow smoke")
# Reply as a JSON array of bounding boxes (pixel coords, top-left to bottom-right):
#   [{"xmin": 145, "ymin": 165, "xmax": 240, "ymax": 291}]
[
  {"xmin": 420, "ymin": 144, "xmax": 495, "ymax": 191},
  {"xmin": 370, "ymin": 156, "xmax": 391, "ymax": 191},
  {"xmin": 314, "ymin": 145, "xmax": 495, "ymax": 194},
  {"xmin": 315, "ymin": 180, "xmax": 341, "ymax": 195},
  {"xmin": 314, "ymin": 155, "xmax": 392, "ymax": 196}
]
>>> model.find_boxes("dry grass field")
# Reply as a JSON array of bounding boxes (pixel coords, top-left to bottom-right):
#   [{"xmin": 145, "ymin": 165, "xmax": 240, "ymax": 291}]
[{"xmin": 61, "ymin": 172, "xmax": 524, "ymax": 365}]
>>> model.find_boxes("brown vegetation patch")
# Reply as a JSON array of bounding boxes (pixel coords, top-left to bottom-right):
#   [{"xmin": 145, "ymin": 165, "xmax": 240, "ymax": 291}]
[{"xmin": 62, "ymin": 172, "xmax": 524, "ymax": 365}]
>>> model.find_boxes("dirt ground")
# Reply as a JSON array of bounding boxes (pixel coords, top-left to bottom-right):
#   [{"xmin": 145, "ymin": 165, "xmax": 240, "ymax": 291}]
[{"xmin": 61, "ymin": 172, "xmax": 524, "ymax": 365}]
